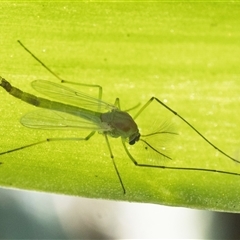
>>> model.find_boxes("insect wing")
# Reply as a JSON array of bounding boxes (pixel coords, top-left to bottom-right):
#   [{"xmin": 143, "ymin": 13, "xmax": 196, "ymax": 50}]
[
  {"xmin": 31, "ymin": 80, "xmax": 117, "ymax": 112},
  {"xmin": 20, "ymin": 109, "xmax": 109, "ymax": 131}
]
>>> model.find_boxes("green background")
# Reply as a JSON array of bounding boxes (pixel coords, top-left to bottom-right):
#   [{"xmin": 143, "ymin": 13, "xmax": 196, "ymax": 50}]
[{"xmin": 1, "ymin": 2, "xmax": 240, "ymax": 212}]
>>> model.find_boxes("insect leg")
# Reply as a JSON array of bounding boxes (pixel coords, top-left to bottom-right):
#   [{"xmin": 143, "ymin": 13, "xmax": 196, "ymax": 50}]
[
  {"xmin": 17, "ymin": 40, "xmax": 61, "ymax": 81},
  {"xmin": 113, "ymin": 97, "xmax": 140, "ymax": 112},
  {"xmin": 0, "ymin": 131, "xmax": 96, "ymax": 156},
  {"xmin": 134, "ymin": 97, "xmax": 240, "ymax": 164},
  {"xmin": 124, "ymin": 102, "xmax": 141, "ymax": 112},
  {"xmin": 104, "ymin": 134, "xmax": 126, "ymax": 194},
  {"xmin": 121, "ymin": 138, "xmax": 240, "ymax": 177},
  {"xmin": 61, "ymin": 81, "xmax": 103, "ymax": 101},
  {"xmin": 17, "ymin": 40, "xmax": 103, "ymax": 100},
  {"xmin": 114, "ymin": 98, "xmax": 120, "ymax": 108}
]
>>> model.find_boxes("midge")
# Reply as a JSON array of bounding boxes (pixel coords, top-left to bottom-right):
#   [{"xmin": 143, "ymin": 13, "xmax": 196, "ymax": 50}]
[{"xmin": 0, "ymin": 41, "xmax": 240, "ymax": 194}]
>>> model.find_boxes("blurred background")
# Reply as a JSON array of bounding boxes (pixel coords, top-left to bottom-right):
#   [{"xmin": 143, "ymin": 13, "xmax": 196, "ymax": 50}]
[{"xmin": 1, "ymin": 187, "xmax": 240, "ymax": 239}]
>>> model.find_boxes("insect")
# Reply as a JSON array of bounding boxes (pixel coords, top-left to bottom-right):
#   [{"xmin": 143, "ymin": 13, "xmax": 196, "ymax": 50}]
[{"xmin": 0, "ymin": 41, "xmax": 240, "ymax": 194}]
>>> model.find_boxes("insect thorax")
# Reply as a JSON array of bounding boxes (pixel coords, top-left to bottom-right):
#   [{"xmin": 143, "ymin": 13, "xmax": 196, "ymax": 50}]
[{"xmin": 100, "ymin": 110, "xmax": 140, "ymax": 144}]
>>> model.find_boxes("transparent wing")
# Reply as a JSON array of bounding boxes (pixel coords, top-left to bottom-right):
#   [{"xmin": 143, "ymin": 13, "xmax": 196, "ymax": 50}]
[
  {"xmin": 31, "ymin": 80, "xmax": 117, "ymax": 112},
  {"xmin": 20, "ymin": 109, "xmax": 110, "ymax": 131}
]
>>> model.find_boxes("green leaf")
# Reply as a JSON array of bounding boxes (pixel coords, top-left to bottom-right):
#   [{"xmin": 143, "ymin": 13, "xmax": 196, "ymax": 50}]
[{"xmin": 1, "ymin": 2, "xmax": 240, "ymax": 212}]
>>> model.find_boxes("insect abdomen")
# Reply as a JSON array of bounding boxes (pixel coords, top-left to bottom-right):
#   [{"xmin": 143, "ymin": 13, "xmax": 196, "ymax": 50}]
[{"xmin": 0, "ymin": 77, "xmax": 46, "ymax": 107}]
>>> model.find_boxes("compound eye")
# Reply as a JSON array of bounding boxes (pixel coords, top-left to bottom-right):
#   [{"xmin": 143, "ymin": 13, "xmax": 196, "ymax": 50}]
[
  {"xmin": 129, "ymin": 133, "xmax": 140, "ymax": 145},
  {"xmin": 129, "ymin": 139, "xmax": 135, "ymax": 145}
]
